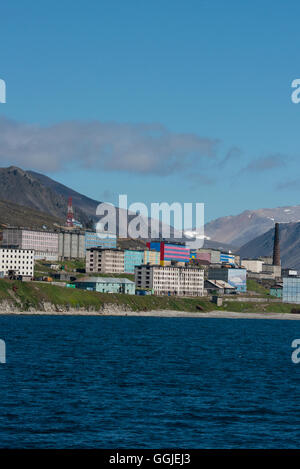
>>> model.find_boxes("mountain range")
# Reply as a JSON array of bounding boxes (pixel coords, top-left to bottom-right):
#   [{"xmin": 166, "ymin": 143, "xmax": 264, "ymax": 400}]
[
  {"xmin": 0, "ymin": 166, "xmax": 300, "ymax": 260},
  {"xmin": 205, "ymin": 206, "xmax": 300, "ymax": 247},
  {"xmin": 238, "ymin": 222, "xmax": 300, "ymax": 269}
]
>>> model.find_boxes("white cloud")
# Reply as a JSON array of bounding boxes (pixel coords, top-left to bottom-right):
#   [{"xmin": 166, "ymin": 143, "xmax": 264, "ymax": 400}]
[{"xmin": 0, "ymin": 117, "xmax": 219, "ymax": 175}]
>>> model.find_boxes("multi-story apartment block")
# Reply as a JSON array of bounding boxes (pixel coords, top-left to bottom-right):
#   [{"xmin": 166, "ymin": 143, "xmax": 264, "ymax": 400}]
[
  {"xmin": 86, "ymin": 248, "xmax": 124, "ymax": 274},
  {"xmin": 135, "ymin": 264, "xmax": 204, "ymax": 296},
  {"xmin": 84, "ymin": 231, "xmax": 117, "ymax": 251},
  {"xmin": 0, "ymin": 248, "xmax": 34, "ymax": 278},
  {"xmin": 2, "ymin": 228, "xmax": 59, "ymax": 261}
]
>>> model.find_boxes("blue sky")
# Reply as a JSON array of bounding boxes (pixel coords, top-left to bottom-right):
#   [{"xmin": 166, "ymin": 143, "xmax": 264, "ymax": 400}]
[{"xmin": 0, "ymin": 0, "xmax": 300, "ymax": 222}]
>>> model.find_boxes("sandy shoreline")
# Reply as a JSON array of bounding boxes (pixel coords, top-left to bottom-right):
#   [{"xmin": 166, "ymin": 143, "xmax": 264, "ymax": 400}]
[{"xmin": 0, "ymin": 309, "xmax": 300, "ymax": 320}]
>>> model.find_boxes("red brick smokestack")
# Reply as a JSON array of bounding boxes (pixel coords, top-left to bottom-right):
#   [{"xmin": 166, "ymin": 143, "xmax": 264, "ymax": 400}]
[{"xmin": 272, "ymin": 222, "xmax": 280, "ymax": 266}]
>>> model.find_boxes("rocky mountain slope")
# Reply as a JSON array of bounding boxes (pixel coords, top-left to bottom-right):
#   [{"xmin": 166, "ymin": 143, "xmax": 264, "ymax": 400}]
[
  {"xmin": 237, "ymin": 222, "xmax": 300, "ymax": 269},
  {"xmin": 0, "ymin": 166, "xmax": 90, "ymax": 225},
  {"xmin": 0, "ymin": 199, "xmax": 64, "ymax": 230},
  {"xmin": 205, "ymin": 206, "xmax": 300, "ymax": 247}
]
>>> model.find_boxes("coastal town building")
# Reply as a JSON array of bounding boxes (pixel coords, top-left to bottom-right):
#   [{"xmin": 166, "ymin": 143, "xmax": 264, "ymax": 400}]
[
  {"xmin": 135, "ymin": 264, "xmax": 204, "ymax": 296},
  {"xmin": 147, "ymin": 241, "xmax": 190, "ymax": 266},
  {"xmin": 282, "ymin": 269, "xmax": 298, "ymax": 277},
  {"xmin": 240, "ymin": 259, "xmax": 264, "ymax": 273},
  {"xmin": 144, "ymin": 249, "xmax": 160, "ymax": 265},
  {"xmin": 208, "ymin": 266, "xmax": 247, "ymax": 292},
  {"xmin": 2, "ymin": 228, "xmax": 59, "ymax": 261},
  {"xmin": 262, "ymin": 263, "xmax": 281, "ymax": 278},
  {"xmin": 0, "ymin": 247, "xmax": 34, "ymax": 278},
  {"xmin": 74, "ymin": 276, "xmax": 135, "ymax": 295},
  {"xmin": 204, "ymin": 279, "xmax": 236, "ymax": 295},
  {"xmin": 282, "ymin": 277, "xmax": 300, "ymax": 304},
  {"xmin": 220, "ymin": 252, "xmax": 235, "ymax": 264},
  {"xmin": 86, "ymin": 248, "xmax": 124, "ymax": 273},
  {"xmin": 270, "ymin": 283, "xmax": 283, "ymax": 298},
  {"xmin": 197, "ymin": 248, "xmax": 221, "ymax": 264},
  {"xmin": 124, "ymin": 249, "xmax": 144, "ymax": 273},
  {"xmin": 58, "ymin": 231, "xmax": 85, "ymax": 259},
  {"xmin": 84, "ymin": 231, "xmax": 117, "ymax": 251}
]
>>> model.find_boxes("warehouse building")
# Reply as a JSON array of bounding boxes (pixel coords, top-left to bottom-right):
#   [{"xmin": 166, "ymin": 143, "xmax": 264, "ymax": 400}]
[
  {"xmin": 74, "ymin": 277, "xmax": 135, "ymax": 295},
  {"xmin": 208, "ymin": 266, "xmax": 247, "ymax": 292},
  {"xmin": 2, "ymin": 228, "xmax": 59, "ymax": 261},
  {"xmin": 135, "ymin": 264, "xmax": 204, "ymax": 296},
  {"xmin": 241, "ymin": 259, "xmax": 264, "ymax": 273},
  {"xmin": 0, "ymin": 248, "xmax": 34, "ymax": 278},
  {"xmin": 262, "ymin": 263, "xmax": 281, "ymax": 278},
  {"xmin": 86, "ymin": 248, "xmax": 124, "ymax": 274}
]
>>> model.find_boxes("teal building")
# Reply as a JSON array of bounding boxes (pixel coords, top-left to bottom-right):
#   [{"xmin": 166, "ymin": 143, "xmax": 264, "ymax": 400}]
[
  {"xmin": 74, "ymin": 277, "xmax": 136, "ymax": 295},
  {"xmin": 270, "ymin": 285, "xmax": 283, "ymax": 298},
  {"xmin": 124, "ymin": 250, "xmax": 144, "ymax": 273}
]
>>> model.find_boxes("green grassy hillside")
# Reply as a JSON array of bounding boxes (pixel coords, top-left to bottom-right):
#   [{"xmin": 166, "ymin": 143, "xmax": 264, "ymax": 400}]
[{"xmin": 0, "ymin": 279, "xmax": 296, "ymax": 314}]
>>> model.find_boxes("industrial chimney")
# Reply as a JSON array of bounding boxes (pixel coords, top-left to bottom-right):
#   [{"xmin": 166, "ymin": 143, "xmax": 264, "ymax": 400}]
[{"xmin": 272, "ymin": 222, "xmax": 280, "ymax": 266}]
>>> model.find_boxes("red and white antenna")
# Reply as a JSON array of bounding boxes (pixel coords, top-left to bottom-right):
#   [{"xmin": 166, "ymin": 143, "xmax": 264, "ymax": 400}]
[{"xmin": 66, "ymin": 196, "xmax": 74, "ymax": 227}]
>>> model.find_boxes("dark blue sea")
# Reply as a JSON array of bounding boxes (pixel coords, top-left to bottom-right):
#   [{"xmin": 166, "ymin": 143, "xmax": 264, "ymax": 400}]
[{"xmin": 0, "ymin": 315, "xmax": 300, "ymax": 448}]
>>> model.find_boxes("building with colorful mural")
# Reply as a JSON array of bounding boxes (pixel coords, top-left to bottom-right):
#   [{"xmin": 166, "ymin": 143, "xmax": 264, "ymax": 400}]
[
  {"xmin": 208, "ymin": 267, "xmax": 247, "ymax": 292},
  {"xmin": 147, "ymin": 241, "xmax": 190, "ymax": 266}
]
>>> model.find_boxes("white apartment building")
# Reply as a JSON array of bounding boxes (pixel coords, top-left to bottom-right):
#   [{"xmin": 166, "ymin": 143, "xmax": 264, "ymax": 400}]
[
  {"xmin": 86, "ymin": 248, "xmax": 125, "ymax": 274},
  {"xmin": 135, "ymin": 264, "xmax": 204, "ymax": 296},
  {"xmin": 2, "ymin": 228, "xmax": 59, "ymax": 261},
  {"xmin": 0, "ymin": 248, "xmax": 34, "ymax": 278}
]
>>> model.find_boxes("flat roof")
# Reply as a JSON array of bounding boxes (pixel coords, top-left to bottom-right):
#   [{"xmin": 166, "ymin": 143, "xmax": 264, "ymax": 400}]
[
  {"xmin": 75, "ymin": 277, "xmax": 135, "ymax": 284},
  {"xmin": 135, "ymin": 264, "xmax": 203, "ymax": 270}
]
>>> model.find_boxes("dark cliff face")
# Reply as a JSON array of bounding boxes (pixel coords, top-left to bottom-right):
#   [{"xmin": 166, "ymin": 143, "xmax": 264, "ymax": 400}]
[
  {"xmin": 0, "ymin": 166, "xmax": 92, "ymax": 225},
  {"xmin": 0, "ymin": 167, "xmax": 159, "ymax": 237},
  {"xmin": 237, "ymin": 222, "xmax": 300, "ymax": 269}
]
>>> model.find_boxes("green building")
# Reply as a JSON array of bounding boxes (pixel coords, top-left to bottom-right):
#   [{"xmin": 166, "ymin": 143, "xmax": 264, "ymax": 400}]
[
  {"xmin": 270, "ymin": 284, "xmax": 283, "ymax": 298},
  {"xmin": 74, "ymin": 277, "xmax": 136, "ymax": 295}
]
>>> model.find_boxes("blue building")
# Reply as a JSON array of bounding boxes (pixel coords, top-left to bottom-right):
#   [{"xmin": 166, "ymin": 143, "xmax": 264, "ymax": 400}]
[
  {"xmin": 220, "ymin": 252, "xmax": 235, "ymax": 265},
  {"xmin": 283, "ymin": 277, "xmax": 300, "ymax": 303},
  {"xmin": 84, "ymin": 231, "xmax": 117, "ymax": 251},
  {"xmin": 124, "ymin": 250, "xmax": 144, "ymax": 273}
]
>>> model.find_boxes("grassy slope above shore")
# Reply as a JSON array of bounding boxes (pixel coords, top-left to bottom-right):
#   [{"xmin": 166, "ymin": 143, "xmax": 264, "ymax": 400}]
[
  {"xmin": 0, "ymin": 279, "xmax": 297, "ymax": 314},
  {"xmin": 0, "ymin": 279, "xmax": 216, "ymax": 312}
]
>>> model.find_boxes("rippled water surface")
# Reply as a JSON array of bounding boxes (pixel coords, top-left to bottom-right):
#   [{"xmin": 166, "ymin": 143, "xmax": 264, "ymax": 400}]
[{"xmin": 0, "ymin": 315, "xmax": 300, "ymax": 448}]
